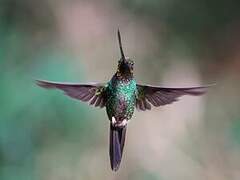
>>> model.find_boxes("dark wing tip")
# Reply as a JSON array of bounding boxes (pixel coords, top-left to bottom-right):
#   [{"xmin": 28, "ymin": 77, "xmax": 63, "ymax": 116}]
[
  {"xmin": 35, "ymin": 80, "xmax": 56, "ymax": 89},
  {"xmin": 36, "ymin": 80, "xmax": 50, "ymax": 88},
  {"xmin": 184, "ymin": 87, "xmax": 208, "ymax": 96},
  {"xmin": 183, "ymin": 83, "xmax": 216, "ymax": 96}
]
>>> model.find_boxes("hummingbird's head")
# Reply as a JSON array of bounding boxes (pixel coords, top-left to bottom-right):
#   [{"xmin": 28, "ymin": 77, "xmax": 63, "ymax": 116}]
[
  {"xmin": 117, "ymin": 57, "xmax": 134, "ymax": 75},
  {"xmin": 116, "ymin": 29, "xmax": 134, "ymax": 78}
]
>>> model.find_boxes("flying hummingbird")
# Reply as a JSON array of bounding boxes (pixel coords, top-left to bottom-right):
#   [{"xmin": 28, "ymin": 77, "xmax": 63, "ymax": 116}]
[{"xmin": 36, "ymin": 29, "xmax": 212, "ymax": 171}]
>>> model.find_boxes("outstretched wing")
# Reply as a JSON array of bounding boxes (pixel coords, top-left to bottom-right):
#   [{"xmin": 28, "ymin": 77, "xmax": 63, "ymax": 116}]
[
  {"xmin": 36, "ymin": 80, "xmax": 107, "ymax": 108},
  {"xmin": 136, "ymin": 84, "xmax": 213, "ymax": 111}
]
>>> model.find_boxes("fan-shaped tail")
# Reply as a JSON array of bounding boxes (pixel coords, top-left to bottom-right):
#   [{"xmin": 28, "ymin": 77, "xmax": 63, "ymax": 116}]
[{"xmin": 109, "ymin": 124, "xmax": 127, "ymax": 171}]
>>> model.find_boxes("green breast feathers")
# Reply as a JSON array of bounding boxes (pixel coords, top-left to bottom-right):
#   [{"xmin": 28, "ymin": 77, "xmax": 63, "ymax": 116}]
[{"xmin": 106, "ymin": 79, "xmax": 136, "ymax": 120}]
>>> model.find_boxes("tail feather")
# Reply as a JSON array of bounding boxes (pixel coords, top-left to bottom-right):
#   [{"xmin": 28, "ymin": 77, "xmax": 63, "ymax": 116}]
[{"xmin": 109, "ymin": 124, "xmax": 127, "ymax": 171}]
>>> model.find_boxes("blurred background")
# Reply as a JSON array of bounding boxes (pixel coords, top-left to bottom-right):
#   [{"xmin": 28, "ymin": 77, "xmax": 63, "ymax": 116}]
[{"xmin": 0, "ymin": 0, "xmax": 240, "ymax": 179}]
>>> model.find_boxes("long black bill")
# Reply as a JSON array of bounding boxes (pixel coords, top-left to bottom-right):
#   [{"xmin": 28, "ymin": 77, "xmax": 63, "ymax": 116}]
[
  {"xmin": 109, "ymin": 124, "xmax": 127, "ymax": 171},
  {"xmin": 117, "ymin": 29, "xmax": 126, "ymax": 61}
]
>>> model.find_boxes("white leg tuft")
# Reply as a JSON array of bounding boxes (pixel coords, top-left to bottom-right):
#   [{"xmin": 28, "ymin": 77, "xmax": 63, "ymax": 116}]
[{"xmin": 112, "ymin": 117, "xmax": 116, "ymax": 125}]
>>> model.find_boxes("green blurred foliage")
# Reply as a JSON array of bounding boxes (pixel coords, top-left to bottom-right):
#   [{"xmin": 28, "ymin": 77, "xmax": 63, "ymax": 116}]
[
  {"xmin": 0, "ymin": 1, "xmax": 102, "ymax": 179},
  {"xmin": 123, "ymin": 0, "xmax": 240, "ymax": 51}
]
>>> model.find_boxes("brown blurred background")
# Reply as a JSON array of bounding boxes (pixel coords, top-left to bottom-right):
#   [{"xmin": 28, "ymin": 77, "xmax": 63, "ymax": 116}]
[{"xmin": 0, "ymin": 0, "xmax": 240, "ymax": 179}]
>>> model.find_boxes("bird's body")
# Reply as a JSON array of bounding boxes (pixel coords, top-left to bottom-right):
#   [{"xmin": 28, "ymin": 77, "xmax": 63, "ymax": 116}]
[
  {"xmin": 106, "ymin": 74, "xmax": 136, "ymax": 125},
  {"xmin": 36, "ymin": 29, "xmax": 213, "ymax": 171}
]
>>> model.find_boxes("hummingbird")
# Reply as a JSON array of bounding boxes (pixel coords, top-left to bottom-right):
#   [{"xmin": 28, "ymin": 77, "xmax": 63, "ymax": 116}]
[{"xmin": 36, "ymin": 29, "xmax": 212, "ymax": 171}]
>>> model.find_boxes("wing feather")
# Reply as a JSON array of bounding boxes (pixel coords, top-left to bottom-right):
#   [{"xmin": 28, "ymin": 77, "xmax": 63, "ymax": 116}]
[
  {"xmin": 36, "ymin": 79, "xmax": 107, "ymax": 108},
  {"xmin": 136, "ymin": 84, "xmax": 214, "ymax": 111}
]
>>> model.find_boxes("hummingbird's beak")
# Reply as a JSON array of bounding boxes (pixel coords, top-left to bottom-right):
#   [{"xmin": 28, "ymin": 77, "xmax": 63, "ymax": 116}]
[{"xmin": 117, "ymin": 29, "xmax": 126, "ymax": 62}]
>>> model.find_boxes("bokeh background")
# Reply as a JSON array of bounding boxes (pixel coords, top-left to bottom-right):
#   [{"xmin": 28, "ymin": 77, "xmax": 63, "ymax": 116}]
[{"xmin": 1, "ymin": 0, "xmax": 240, "ymax": 179}]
